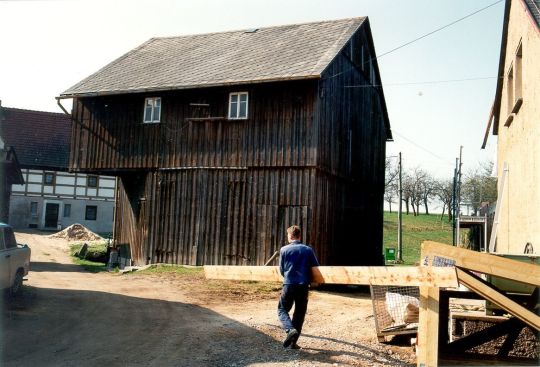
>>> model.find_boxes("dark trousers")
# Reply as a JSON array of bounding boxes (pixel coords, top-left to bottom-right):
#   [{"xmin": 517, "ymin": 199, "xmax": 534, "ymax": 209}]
[{"xmin": 277, "ymin": 284, "xmax": 309, "ymax": 335}]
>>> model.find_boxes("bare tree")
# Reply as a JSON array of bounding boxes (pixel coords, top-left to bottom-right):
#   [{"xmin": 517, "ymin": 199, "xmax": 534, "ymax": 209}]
[
  {"xmin": 401, "ymin": 173, "xmax": 413, "ymax": 215},
  {"xmin": 384, "ymin": 184, "xmax": 397, "ymax": 212},
  {"xmin": 418, "ymin": 171, "xmax": 436, "ymax": 215},
  {"xmin": 384, "ymin": 158, "xmax": 399, "ymax": 189},
  {"xmin": 384, "ymin": 158, "xmax": 399, "ymax": 213},
  {"xmin": 435, "ymin": 179, "xmax": 454, "ymax": 221},
  {"xmin": 405, "ymin": 167, "xmax": 429, "ymax": 216},
  {"xmin": 461, "ymin": 161, "xmax": 497, "ymax": 215}
]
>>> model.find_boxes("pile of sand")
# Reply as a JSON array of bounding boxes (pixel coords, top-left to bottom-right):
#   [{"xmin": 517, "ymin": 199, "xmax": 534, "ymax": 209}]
[{"xmin": 48, "ymin": 223, "xmax": 103, "ymax": 242}]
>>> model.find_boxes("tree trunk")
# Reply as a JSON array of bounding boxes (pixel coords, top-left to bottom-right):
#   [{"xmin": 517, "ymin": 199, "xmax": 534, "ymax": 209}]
[
  {"xmin": 388, "ymin": 201, "xmax": 392, "ymax": 213},
  {"xmin": 424, "ymin": 198, "xmax": 429, "ymax": 215},
  {"xmin": 404, "ymin": 199, "xmax": 410, "ymax": 215},
  {"xmin": 440, "ymin": 204, "xmax": 446, "ymax": 220}
]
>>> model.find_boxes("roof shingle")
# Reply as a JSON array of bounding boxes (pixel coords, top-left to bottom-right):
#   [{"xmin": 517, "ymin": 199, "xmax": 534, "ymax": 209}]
[
  {"xmin": 0, "ymin": 108, "xmax": 71, "ymax": 170},
  {"xmin": 524, "ymin": 0, "xmax": 540, "ymax": 28},
  {"xmin": 61, "ymin": 17, "xmax": 366, "ymax": 97}
]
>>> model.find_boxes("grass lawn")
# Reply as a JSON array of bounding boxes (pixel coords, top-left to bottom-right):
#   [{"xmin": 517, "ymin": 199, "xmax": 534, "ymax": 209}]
[
  {"xmin": 69, "ymin": 242, "xmax": 109, "ymax": 273},
  {"xmin": 383, "ymin": 211, "xmax": 453, "ymax": 265}
]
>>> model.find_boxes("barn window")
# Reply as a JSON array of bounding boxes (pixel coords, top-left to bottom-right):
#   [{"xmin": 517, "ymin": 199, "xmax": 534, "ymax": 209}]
[
  {"xmin": 228, "ymin": 92, "xmax": 248, "ymax": 119},
  {"xmin": 143, "ymin": 97, "xmax": 161, "ymax": 123}
]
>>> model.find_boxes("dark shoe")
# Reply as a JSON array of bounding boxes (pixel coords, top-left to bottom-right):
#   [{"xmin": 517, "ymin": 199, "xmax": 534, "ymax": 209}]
[
  {"xmin": 283, "ymin": 328, "xmax": 299, "ymax": 348},
  {"xmin": 290, "ymin": 342, "xmax": 301, "ymax": 350}
]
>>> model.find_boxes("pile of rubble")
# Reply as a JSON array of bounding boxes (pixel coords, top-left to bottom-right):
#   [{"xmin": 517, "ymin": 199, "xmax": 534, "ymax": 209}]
[{"xmin": 48, "ymin": 223, "xmax": 103, "ymax": 242}]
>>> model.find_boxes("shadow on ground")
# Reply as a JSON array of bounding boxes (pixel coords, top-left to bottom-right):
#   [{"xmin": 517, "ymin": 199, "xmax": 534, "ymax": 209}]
[
  {"xmin": 30, "ymin": 261, "xmax": 89, "ymax": 273},
  {"xmin": 1, "ymin": 285, "xmax": 412, "ymax": 367}
]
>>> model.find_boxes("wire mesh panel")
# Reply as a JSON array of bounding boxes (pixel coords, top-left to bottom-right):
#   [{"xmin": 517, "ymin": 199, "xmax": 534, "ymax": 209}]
[{"xmin": 370, "ymin": 285, "xmax": 420, "ymax": 340}]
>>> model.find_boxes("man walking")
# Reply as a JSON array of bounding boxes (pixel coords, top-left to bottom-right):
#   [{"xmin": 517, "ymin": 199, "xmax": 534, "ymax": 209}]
[{"xmin": 278, "ymin": 225, "xmax": 319, "ymax": 349}]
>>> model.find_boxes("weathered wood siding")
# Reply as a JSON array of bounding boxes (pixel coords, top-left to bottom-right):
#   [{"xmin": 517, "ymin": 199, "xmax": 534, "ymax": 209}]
[
  {"xmin": 115, "ymin": 168, "xmax": 327, "ymax": 265},
  {"xmin": 315, "ymin": 23, "xmax": 387, "ymax": 265},
  {"xmin": 71, "ymin": 80, "xmax": 317, "ymax": 171}
]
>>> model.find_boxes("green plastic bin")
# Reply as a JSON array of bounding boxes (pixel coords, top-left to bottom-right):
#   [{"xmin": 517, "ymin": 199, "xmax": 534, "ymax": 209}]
[{"xmin": 385, "ymin": 247, "xmax": 396, "ymax": 262}]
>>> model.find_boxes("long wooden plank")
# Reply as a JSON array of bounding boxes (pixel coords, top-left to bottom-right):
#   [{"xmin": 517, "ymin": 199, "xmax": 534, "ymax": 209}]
[
  {"xmin": 204, "ymin": 266, "xmax": 458, "ymax": 287},
  {"xmin": 417, "ymin": 286, "xmax": 440, "ymax": 367},
  {"xmin": 422, "ymin": 241, "xmax": 540, "ymax": 287},
  {"xmin": 456, "ymin": 268, "xmax": 540, "ymax": 331}
]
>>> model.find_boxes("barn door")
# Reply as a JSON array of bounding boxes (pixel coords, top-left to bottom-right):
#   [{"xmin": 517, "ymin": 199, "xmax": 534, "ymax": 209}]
[{"xmin": 256, "ymin": 204, "xmax": 278, "ymax": 265}]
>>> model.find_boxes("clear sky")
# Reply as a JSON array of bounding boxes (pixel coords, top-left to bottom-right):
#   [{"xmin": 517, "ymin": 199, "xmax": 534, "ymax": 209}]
[{"xmin": 0, "ymin": 0, "xmax": 504, "ymax": 179}]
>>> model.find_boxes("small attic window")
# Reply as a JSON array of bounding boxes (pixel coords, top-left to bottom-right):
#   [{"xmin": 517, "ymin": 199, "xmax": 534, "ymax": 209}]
[
  {"xmin": 244, "ymin": 28, "xmax": 259, "ymax": 33},
  {"xmin": 143, "ymin": 97, "xmax": 161, "ymax": 123},
  {"xmin": 228, "ymin": 92, "xmax": 248, "ymax": 119}
]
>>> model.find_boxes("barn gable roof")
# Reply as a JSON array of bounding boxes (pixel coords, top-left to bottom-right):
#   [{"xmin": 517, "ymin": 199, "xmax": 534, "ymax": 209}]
[
  {"xmin": 60, "ymin": 17, "xmax": 366, "ymax": 98},
  {"xmin": 0, "ymin": 107, "xmax": 71, "ymax": 170}
]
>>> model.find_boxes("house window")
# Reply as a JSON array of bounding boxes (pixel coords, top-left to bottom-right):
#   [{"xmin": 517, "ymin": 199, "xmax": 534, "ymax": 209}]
[
  {"xmin": 143, "ymin": 97, "xmax": 161, "ymax": 123},
  {"xmin": 44, "ymin": 172, "xmax": 55, "ymax": 185},
  {"xmin": 63, "ymin": 204, "xmax": 71, "ymax": 218},
  {"xmin": 506, "ymin": 64, "xmax": 513, "ymax": 117},
  {"xmin": 513, "ymin": 41, "xmax": 523, "ymax": 113},
  {"xmin": 228, "ymin": 92, "xmax": 248, "ymax": 119},
  {"xmin": 30, "ymin": 202, "xmax": 38, "ymax": 219},
  {"xmin": 87, "ymin": 175, "xmax": 98, "ymax": 188},
  {"xmin": 85, "ymin": 205, "xmax": 97, "ymax": 221}
]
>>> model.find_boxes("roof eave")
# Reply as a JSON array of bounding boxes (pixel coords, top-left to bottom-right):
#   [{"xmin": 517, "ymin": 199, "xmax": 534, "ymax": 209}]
[
  {"xmin": 493, "ymin": 0, "xmax": 512, "ymax": 135},
  {"xmin": 58, "ymin": 75, "xmax": 321, "ymax": 99}
]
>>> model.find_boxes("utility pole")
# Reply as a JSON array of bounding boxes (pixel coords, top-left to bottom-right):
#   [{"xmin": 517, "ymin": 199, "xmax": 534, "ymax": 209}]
[
  {"xmin": 397, "ymin": 152, "xmax": 403, "ymax": 262},
  {"xmin": 452, "ymin": 158, "xmax": 458, "ymax": 246},
  {"xmin": 456, "ymin": 146, "xmax": 463, "ymax": 245},
  {"xmin": 452, "ymin": 147, "xmax": 463, "ymax": 246}
]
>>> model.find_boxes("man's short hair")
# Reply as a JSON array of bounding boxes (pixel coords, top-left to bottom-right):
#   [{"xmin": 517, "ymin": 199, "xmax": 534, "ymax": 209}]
[{"xmin": 287, "ymin": 225, "xmax": 301, "ymax": 239}]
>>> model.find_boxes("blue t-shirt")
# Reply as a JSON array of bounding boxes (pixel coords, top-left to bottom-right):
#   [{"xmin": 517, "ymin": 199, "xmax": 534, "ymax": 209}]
[{"xmin": 279, "ymin": 240, "xmax": 320, "ymax": 285}]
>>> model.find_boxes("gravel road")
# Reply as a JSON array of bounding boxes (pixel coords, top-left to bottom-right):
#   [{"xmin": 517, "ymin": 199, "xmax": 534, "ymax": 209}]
[{"xmin": 1, "ymin": 231, "xmax": 415, "ymax": 367}]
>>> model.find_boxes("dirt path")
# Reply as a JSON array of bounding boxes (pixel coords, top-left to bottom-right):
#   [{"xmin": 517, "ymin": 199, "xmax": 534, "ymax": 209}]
[{"xmin": 2, "ymin": 231, "xmax": 415, "ymax": 367}]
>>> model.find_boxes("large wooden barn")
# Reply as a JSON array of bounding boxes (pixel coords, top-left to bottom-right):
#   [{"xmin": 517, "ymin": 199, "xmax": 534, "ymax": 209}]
[{"xmin": 59, "ymin": 17, "xmax": 392, "ymax": 266}]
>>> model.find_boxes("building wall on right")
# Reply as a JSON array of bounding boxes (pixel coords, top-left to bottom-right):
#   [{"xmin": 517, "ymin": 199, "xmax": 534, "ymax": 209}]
[{"xmin": 496, "ymin": 0, "xmax": 540, "ymax": 254}]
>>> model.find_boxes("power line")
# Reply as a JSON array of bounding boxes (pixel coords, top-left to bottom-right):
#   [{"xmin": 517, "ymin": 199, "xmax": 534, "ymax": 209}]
[
  {"xmin": 392, "ymin": 130, "xmax": 455, "ymax": 166},
  {"xmin": 322, "ymin": 0, "xmax": 504, "ymax": 81},
  {"xmin": 376, "ymin": 0, "xmax": 504, "ymax": 60},
  {"xmin": 344, "ymin": 76, "xmax": 499, "ymax": 88}
]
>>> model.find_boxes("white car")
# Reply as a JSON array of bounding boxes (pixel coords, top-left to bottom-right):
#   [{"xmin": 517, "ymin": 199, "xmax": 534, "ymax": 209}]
[{"xmin": 0, "ymin": 223, "xmax": 30, "ymax": 295}]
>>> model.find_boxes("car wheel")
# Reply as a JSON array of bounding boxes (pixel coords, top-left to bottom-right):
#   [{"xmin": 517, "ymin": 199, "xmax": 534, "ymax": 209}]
[{"xmin": 10, "ymin": 270, "xmax": 24, "ymax": 296}]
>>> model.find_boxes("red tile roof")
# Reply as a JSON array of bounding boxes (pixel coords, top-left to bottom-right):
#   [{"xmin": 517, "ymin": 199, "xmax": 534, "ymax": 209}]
[{"xmin": 0, "ymin": 107, "xmax": 71, "ymax": 170}]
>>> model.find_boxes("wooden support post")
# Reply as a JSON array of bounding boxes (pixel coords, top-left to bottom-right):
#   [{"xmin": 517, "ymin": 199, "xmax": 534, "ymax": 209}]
[
  {"xmin": 422, "ymin": 241, "xmax": 540, "ymax": 287},
  {"xmin": 456, "ymin": 268, "xmax": 540, "ymax": 331},
  {"xmin": 438, "ymin": 291, "xmax": 450, "ymax": 351},
  {"xmin": 417, "ymin": 286, "xmax": 440, "ymax": 367}
]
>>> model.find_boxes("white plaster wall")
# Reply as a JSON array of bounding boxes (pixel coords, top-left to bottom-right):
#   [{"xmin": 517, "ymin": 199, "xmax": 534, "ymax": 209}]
[
  {"xmin": 496, "ymin": 0, "xmax": 540, "ymax": 254},
  {"xmin": 56, "ymin": 176, "xmax": 75, "ymax": 185}
]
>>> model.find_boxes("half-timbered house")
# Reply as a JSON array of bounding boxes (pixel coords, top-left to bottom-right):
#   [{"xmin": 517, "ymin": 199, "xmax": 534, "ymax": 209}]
[
  {"xmin": 0, "ymin": 105, "xmax": 115, "ymax": 233},
  {"xmin": 59, "ymin": 17, "xmax": 392, "ymax": 265}
]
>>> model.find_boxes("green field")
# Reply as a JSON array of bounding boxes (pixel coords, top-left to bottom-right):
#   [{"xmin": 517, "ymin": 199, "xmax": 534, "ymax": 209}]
[{"xmin": 383, "ymin": 211, "xmax": 453, "ymax": 265}]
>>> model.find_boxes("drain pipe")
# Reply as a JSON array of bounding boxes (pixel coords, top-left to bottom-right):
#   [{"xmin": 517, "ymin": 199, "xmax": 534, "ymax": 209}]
[{"xmin": 56, "ymin": 97, "xmax": 70, "ymax": 115}]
